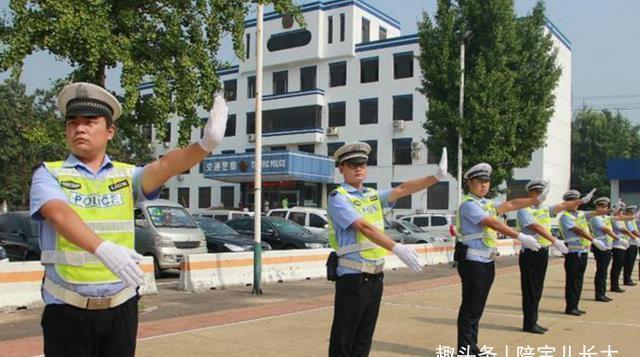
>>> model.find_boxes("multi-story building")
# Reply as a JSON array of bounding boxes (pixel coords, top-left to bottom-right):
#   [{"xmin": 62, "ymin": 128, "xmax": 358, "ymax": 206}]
[{"xmin": 140, "ymin": 0, "xmax": 572, "ymax": 217}]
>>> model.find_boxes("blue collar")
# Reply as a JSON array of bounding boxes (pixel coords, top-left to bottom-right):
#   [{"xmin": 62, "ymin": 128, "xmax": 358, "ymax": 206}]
[
  {"xmin": 62, "ymin": 154, "xmax": 113, "ymax": 175},
  {"xmin": 341, "ymin": 183, "xmax": 368, "ymax": 194}
]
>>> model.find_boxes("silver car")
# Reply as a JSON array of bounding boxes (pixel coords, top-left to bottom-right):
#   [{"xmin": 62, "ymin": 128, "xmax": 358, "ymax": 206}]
[{"xmin": 385, "ymin": 220, "xmax": 450, "ymax": 245}]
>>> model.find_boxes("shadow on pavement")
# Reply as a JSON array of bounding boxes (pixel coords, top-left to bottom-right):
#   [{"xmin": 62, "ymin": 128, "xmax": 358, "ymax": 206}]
[{"xmin": 372, "ymin": 340, "xmax": 435, "ymax": 356}]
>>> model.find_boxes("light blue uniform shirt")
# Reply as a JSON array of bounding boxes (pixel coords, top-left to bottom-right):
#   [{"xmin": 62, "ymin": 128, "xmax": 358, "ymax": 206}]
[
  {"xmin": 30, "ymin": 154, "xmax": 158, "ymax": 305},
  {"xmin": 590, "ymin": 216, "xmax": 612, "ymax": 249},
  {"xmin": 626, "ymin": 220, "xmax": 638, "ymax": 233},
  {"xmin": 559, "ymin": 210, "xmax": 592, "ymax": 253},
  {"xmin": 517, "ymin": 204, "xmax": 557, "ymax": 251},
  {"xmin": 458, "ymin": 195, "xmax": 500, "ymax": 263},
  {"xmin": 327, "ymin": 183, "xmax": 393, "ymax": 276},
  {"xmin": 611, "ymin": 219, "xmax": 628, "ymax": 249}
]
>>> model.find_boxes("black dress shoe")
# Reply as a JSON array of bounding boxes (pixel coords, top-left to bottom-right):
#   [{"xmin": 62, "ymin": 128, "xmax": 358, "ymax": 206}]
[
  {"xmin": 595, "ymin": 296, "xmax": 611, "ymax": 302},
  {"xmin": 577, "ymin": 309, "xmax": 587, "ymax": 314},
  {"xmin": 535, "ymin": 324, "xmax": 549, "ymax": 332},
  {"xmin": 565, "ymin": 309, "xmax": 581, "ymax": 316},
  {"xmin": 623, "ymin": 281, "xmax": 636, "ymax": 286},
  {"xmin": 611, "ymin": 287, "xmax": 626, "ymax": 293},
  {"xmin": 523, "ymin": 325, "xmax": 546, "ymax": 334}
]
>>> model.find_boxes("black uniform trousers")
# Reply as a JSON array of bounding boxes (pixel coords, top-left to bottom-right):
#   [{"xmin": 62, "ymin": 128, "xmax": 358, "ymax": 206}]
[
  {"xmin": 611, "ymin": 248, "xmax": 626, "ymax": 290},
  {"xmin": 623, "ymin": 245, "xmax": 638, "ymax": 284},
  {"xmin": 42, "ymin": 295, "xmax": 139, "ymax": 357},
  {"xmin": 564, "ymin": 252, "xmax": 588, "ymax": 312},
  {"xmin": 592, "ymin": 246, "xmax": 612, "ymax": 298},
  {"xmin": 456, "ymin": 260, "xmax": 495, "ymax": 355},
  {"xmin": 519, "ymin": 247, "xmax": 548, "ymax": 330},
  {"xmin": 329, "ymin": 272, "xmax": 384, "ymax": 357}
]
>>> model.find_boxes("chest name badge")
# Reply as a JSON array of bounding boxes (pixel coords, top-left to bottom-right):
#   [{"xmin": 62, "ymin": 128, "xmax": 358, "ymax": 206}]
[{"xmin": 109, "ymin": 179, "xmax": 130, "ymax": 192}]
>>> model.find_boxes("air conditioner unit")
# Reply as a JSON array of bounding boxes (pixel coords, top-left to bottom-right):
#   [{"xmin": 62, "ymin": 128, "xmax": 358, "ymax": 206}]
[
  {"xmin": 247, "ymin": 134, "xmax": 256, "ymax": 142},
  {"xmin": 393, "ymin": 120, "xmax": 405, "ymax": 130},
  {"xmin": 326, "ymin": 127, "xmax": 339, "ymax": 136},
  {"xmin": 410, "ymin": 141, "xmax": 422, "ymax": 150},
  {"xmin": 162, "ymin": 141, "xmax": 170, "ymax": 148}
]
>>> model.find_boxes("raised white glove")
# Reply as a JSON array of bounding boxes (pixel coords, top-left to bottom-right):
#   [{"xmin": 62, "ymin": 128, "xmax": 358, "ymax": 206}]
[
  {"xmin": 517, "ymin": 233, "xmax": 541, "ymax": 251},
  {"xmin": 553, "ymin": 239, "xmax": 569, "ymax": 254},
  {"xmin": 93, "ymin": 241, "xmax": 145, "ymax": 288},
  {"xmin": 198, "ymin": 95, "xmax": 229, "ymax": 152},
  {"xmin": 435, "ymin": 148, "xmax": 448, "ymax": 180},
  {"xmin": 536, "ymin": 181, "xmax": 550, "ymax": 204},
  {"xmin": 581, "ymin": 188, "xmax": 596, "ymax": 204},
  {"xmin": 592, "ymin": 239, "xmax": 607, "ymax": 251},
  {"xmin": 392, "ymin": 243, "xmax": 423, "ymax": 272}
]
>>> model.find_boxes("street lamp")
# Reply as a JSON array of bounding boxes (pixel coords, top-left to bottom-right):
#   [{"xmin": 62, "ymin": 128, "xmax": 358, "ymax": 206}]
[{"xmin": 457, "ymin": 31, "xmax": 473, "ymax": 208}]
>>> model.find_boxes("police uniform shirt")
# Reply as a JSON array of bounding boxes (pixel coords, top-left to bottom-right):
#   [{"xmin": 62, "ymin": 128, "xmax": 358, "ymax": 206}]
[
  {"xmin": 625, "ymin": 220, "xmax": 638, "ymax": 232},
  {"xmin": 517, "ymin": 204, "xmax": 557, "ymax": 237},
  {"xmin": 30, "ymin": 154, "xmax": 159, "ymax": 304},
  {"xmin": 459, "ymin": 195, "xmax": 501, "ymax": 263},
  {"xmin": 559, "ymin": 211, "xmax": 593, "ymax": 253},
  {"xmin": 328, "ymin": 183, "xmax": 394, "ymax": 276},
  {"xmin": 590, "ymin": 216, "xmax": 609, "ymax": 238},
  {"xmin": 611, "ymin": 220, "xmax": 626, "ymax": 235}
]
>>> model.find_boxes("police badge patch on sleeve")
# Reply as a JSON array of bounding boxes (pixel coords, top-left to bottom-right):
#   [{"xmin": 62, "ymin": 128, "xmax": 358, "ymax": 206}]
[{"xmin": 109, "ymin": 180, "xmax": 130, "ymax": 192}]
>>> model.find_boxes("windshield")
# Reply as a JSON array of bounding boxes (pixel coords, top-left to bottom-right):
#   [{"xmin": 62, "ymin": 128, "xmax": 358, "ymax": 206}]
[
  {"xmin": 195, "ymin": 217, "xmax": 238, "ymax": 235},
  {"xmin": 270, "ymin": 219, "xmax": 310, "ymax": 235},
  {"xmin": 404, "ymin": 221, "xmax": 426, "ymax": 233},
  {"xmin": 146, "ymin": 206, "xmax": 198, "ymax": 229}
]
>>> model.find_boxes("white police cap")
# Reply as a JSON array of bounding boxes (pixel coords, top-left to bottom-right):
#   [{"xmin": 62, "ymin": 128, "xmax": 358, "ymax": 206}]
[
  {"xmin": 526, "ymin": 179, "xmax": 547, "ymax": 192},
  {"xmin": 562, "ymin": 190, "xmax": 581, "ymax": 201},
  {"xmin": 626, "ymin": 205, "xmax": 637, "ymax": 212},
  {"xmin": 334, "ymin": 142, "xmax": 371, "ymax": 165},
  {"xmin": 464, "ymin": 163, "xmax": 492, "ymax": 180},
  {"xmin": 57, "ymin": 82, "xmax": 122, "ymax": 121},
  {"xmin": 593, "ymin": 197, "xmax": 610, "ymax": 205}
]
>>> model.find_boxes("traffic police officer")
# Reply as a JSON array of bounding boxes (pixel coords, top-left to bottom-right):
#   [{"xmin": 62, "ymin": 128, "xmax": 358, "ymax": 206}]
[
  {"xmin": 30, "ymin": 82, "xmax": 228, "ymax": 356},
  {"xmin": 558, "ymin": 189, "xmax": 605, "ymax": 316},
  {"xmin": 327, "ymin": 142, "xmax": 447, "ymax": 357},
  {"xmin": 589, "ymin": 197, "xmax": 623, "ymax": 302},
  {"xmin": 610, "ymin": 202, "xmax": 634, "ymax": 293},
  {"xmin": 622, "ymin": 205, "xmax": 640, "ymax": 286},
  {"xmin": 455, "ymin": 163, "xmax": 542, "ymax": 355},
  {"xmin": 516, "ymin": 180, "xmax": 578, "ymax": 334}
]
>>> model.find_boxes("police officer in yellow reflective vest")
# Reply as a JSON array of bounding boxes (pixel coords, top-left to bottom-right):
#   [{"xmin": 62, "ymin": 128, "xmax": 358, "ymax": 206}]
[
  {"xmin": 589, "ymin": 197, "xmax": 623, "ymax": 302},
  {"xmin": 516, "ymin": 180, "xmax": 580, "ymax": 334},
  {"xmin": 622, "ymin": 205, "xmax": 640, "ymax": 286},
  {"xmin": 609, "ymin": 201, "xmax": 635, "ymax": 293},
  {"xmin": 455, "ymin": 163, "xmax": 544, "ymax": 355},
  {"xmin": 30, "ymin": 82, "xmax": 229, "ymax": 356},
  {"xmin": 327, "ymin": 142, "xmax": 448, "ymax": 357}
]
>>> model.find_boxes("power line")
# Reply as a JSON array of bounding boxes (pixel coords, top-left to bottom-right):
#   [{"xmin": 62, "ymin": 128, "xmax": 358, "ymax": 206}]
[{"xmin": 574, "ymin": 93, "xmax": 640, "ymax": 100}]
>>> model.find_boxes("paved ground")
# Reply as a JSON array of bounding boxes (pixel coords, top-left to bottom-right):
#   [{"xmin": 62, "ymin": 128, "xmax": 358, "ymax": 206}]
[{"xmin": 2, "ymin": 256, "xmax": 639, "ymax": 356}]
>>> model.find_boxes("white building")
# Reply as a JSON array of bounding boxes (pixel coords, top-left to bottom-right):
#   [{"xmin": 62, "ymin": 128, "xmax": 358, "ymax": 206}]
[{"xmin": 140, "ymin": 0, "xmax": 573, "ymax": 217}]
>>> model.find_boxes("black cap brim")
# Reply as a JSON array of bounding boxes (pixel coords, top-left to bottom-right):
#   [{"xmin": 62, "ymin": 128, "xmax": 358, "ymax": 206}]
[{"xmin": 343, "ymin": 156, "xmax": 368, "ymax": 164}]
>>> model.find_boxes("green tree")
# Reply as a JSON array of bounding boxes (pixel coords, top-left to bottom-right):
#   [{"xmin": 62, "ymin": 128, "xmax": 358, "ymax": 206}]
[
  {"xmin": 0, "ymin": 0, "xmax": 302, "ymax": 154},
  {"xmin": 571, "ymin": 109, "xmax": 640, "ymax": 198},
  {"xmin": 0, "ymin": 78, "xmax": 66, "ymax": 208},
  {"xmin": 418, "ymin": 0, "xmax": 561, "ymax": 194}
]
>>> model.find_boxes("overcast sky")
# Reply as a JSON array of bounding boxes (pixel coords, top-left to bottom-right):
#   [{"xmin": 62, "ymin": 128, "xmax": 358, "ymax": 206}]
[{"xmin": 2, "ymin": 0, "xmax": 639, "ymax": 122}]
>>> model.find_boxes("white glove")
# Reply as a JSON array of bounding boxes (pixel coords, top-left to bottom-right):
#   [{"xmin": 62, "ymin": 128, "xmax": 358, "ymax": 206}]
[
  {"xmin": 553, "ymin": 239, "xmax": 569, "ymax": 254},
  {"xmin": 198, "ymin": 95, "xmax": 229, "ymax": 152},
  {"xmin": 434, "ymin": 148, "xmax": 448, "ymax": 180},
  {"xmin": 629, "ymin": 238, "xmax": 640, "ymax": 247},
  {"xmin": 617, "ymin": 236, "xmax": 630, "ymax": 249},
  {"xmin": 592, "ymin": 239, "xmax": 607, "ymax": 251},
  {"xmin": 581, "ymin": 188, "xmax": 596, "ymax": 204},
  {"xmin": 93, "ymin": 241, "xmax": 145, "ymax": 288},
  {"xmin": 392, "ymin": 244, "xmax": 423, "ymax": 272},
  {"xmin": 517, "ymin": 233, "xmax": 541, "ymax": 251},
  {"xmin": 537, "ymin": 181, "xmax": 550, "ymax": 204}
]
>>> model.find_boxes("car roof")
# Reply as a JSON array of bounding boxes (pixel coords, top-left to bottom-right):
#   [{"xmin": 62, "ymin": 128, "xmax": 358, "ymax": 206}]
[{"xmin": 137, "ymin": 199, "xmax": 186, "ymax": 209}]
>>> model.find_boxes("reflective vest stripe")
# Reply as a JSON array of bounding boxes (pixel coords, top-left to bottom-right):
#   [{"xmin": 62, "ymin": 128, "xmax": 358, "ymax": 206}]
[
  {"xmin": 84, "ymin": 221, "xmax": 134, "ymax": 234},
  {"xmin": 335, "ymin": 241, "xmax": 378, "ymax": 256}
]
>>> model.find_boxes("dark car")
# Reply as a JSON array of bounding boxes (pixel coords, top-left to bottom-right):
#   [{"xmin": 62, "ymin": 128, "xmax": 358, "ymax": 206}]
[
  {"xmin": 226, "ymin": 216, "xmax": 326, "ymax": 250},
  {"xmin": 0, "ymin": 211, "xmax": 41, "ymax": 261},
  {"xmin": 193, "ymin": 215, "xmax": 271, "ymax": 253},
  {"xmin": 0, "ymin": 246, "xmax": 7, "ymax": 262}
]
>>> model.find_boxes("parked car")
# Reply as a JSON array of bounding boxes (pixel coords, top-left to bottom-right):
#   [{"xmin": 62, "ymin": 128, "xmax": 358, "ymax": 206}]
[
  {"xmin": 0, "ymin": 211, "xmax": 41, "ymax": 261},
  {"xmin": 266, "ymin": 207, "xmax": 328, "ymax": 236},
  {"xmin": 226, "ymin": 216, "xmax": 326, "ymax": 250},
  {"xmin": 0, "ymin": 246, "xmax": 8, "ymax": 263},
  {"xmin": 134, "ymin": 200, "xmax": 207, "ymax": 276},
  {"xmin": 399, "ymin": 213, "xmax": 456, "ymax": 239},
  {"xmin": 385, "ymin": 220, "xmax": 450, "ymax": 245},
  {"xmin": 192, "ymin": 214, "xmax": 271, "ymax": 253},
  {"xmin": 201, "ymin": 209, "xmax": 254, "ymax": 222}
]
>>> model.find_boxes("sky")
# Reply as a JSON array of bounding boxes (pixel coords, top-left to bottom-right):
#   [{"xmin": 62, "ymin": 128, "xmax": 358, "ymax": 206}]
[{"xmin": 1, "ymin": 0, "xmax": 639, "ymax": 122}]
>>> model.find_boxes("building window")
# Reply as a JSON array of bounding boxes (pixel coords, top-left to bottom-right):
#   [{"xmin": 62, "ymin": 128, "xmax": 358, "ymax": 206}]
[
  {"xmin": 221, "ymin": 186, "xmax": 234, "ymax": 208},
  {"xmin": 221, "ymin": 150, "xmax": 235, "ymax": 154},
  {"xmin": 329, "ymin": 61, "xmax": 347, "ymax": 87},
  {"xmin": 160, "ymin": 187, "xmax": 170, "ymax": 200},
  {"xmin": 225, "ymin": 114, "xmax": 236, "ymax": 137},
  {"xmin": 427, "ymin": 182, "xmax": 449, "ymax": 210},
  {"xmin": 271, "ymin": 146, "xmax": 286, "ymax": 151},
  {"xmin": 379, "ymin": 26, "xmax": 387, "ymax": 40},
  {"xmin": 392, "ymin": 182, "xmax": 411, "ymax": 209},
  {"xmin": 198, "ymin": 187, "xmax": 211, "ymax": 208},
  {"xmin": 224, "ymin": 79, "xmax": 237, "ymax": 101},
  {"xmin": 363, "ymin": 140, "xmax": 377, "ymax": 166},
  {"xmin": 359, "ymin": 98, "xmax": 378, "ymax": 125},
  {"xmin": 393, "ymin": 138, "xmax": 413, "ymax": 165},
  {"xmin": 300, "ymin": 66, "xmax": 317, "ymax": 91},
  {"xmin": 247, "ymin": 105, "xmax": 322, "ymax": 134},
  {"xmin": 340, "ymin": 13, "xmax": 345, "ymax": 42},
  {"xmin": 298, "ymin": 144, "xmax": 315, "ymax": 153},
  {"xmin": 267, "ymin": 29, "xmax": 312, "ymax": 52},
  {"xmin": 273, "ymin": 70, "xmax": 288, "ymax": 95},
  {"xmin": 247, "ymin": 76, "xmax": 256, "ymax": 99},
  {"xmin": 360, "ymin": 57, "xmax": 379, "ymax": 83},
  {"xmin": 178, "ymin": 187, "xmax": 190, "ymax": 208},
  {"xmin": 246, "ymin": 148, "xmax": 255, "ymax": 153},
  {"xmin": 328, "ymin": 102, "xmax": 346, "ymax": 127},
  {"xmin": 246, "ymin": 33, "xmax": 251, "ymax": 59},
  {"xmin": 246, "ymin": 112, "xmax": 255, "ymax": 134},
  {"xmin": 393, "ymin": 95, "xmax": 413, "ymax": 121},
  {"xmin": 394, "ymin": 52, "xmax": 414, "ymax": 79},
  {"xmin": 361, "ymin": 18, "xmax": 370, "ymax": 43},
  {"xmin": 507, "ymin": 180, "xmax": 529, "ymax": 200},
  {"xmin": 327, "ymin": 142, "xmax": 344, "ymax": 159},
  {"xmin": 327, "ymin": 16, "xmax": 333, "ymax": 44}
]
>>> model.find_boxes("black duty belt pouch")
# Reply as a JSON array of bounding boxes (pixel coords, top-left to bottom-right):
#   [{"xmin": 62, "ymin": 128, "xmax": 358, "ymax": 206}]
[
  {"xmin": 454, "ymin": 241, "xmax": 467, "ymax": 264},
  {"xmin": 326, "ymin": 251, "xmax": 338, "ymax": 281}
]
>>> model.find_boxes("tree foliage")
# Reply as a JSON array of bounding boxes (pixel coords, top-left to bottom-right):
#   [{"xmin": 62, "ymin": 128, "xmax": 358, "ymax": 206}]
[
  {"xmin": 571, "ymin": 109, "xmax": 640, "ymax": 198},
  {"xmin": 418, "ymin": 0, "xmax": 561, "ymax": 193},
  {"xmin": 0, "ymin": 0, "xmax": 302, "ymax": 153}
]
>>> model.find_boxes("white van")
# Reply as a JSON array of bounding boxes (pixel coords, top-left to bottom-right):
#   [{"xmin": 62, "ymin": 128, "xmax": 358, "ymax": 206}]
[
  {"xmin": 398, "ymin": 213, "xmax": 456, "ymax": 239},
  {"xmin": 266, "ymin": 207, "xmax": 328, "ymax": 236}
]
